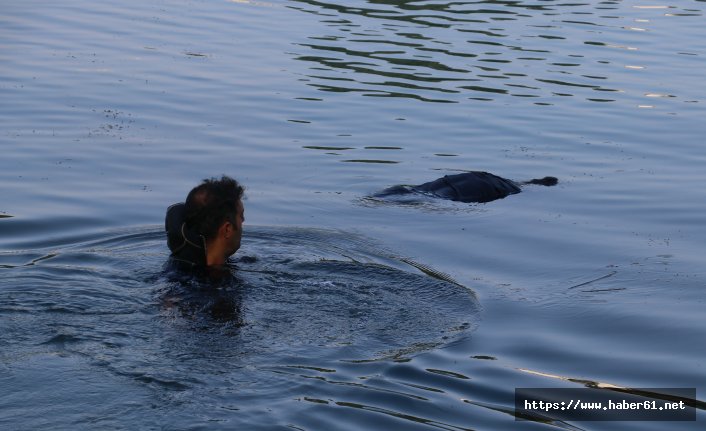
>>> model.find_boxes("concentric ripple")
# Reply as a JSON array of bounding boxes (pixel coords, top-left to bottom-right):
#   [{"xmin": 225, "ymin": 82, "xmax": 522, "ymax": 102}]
[
  {"xmin": 0, "ymin": 224, "xmax": 479, "ymax": 428},
  {"xmin": 160, "ymin": 226, "xmax": 479, "ymax": 360}
]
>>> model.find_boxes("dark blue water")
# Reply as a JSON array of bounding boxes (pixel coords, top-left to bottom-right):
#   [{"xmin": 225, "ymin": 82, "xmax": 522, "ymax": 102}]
[{"xmin": 1, "ymin": 1, "xmax": 705, "ymax": 429}]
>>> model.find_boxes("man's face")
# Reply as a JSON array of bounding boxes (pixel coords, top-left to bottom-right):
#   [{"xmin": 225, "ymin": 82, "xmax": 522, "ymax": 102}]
[{"xmin": 228, "ymin": 199, "xmax": 245, "ymax": 255}]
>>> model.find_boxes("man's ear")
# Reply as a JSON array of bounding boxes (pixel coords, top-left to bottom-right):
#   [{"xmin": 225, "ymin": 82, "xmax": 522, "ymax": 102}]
[{"xmin": 220, "ymin": 220, "xmax": 233, "ymax": 237}]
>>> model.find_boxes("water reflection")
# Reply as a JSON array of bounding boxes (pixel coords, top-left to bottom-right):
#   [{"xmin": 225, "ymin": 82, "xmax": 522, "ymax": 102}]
[{"xmin": 288, "ymin": 0, "xmax": 702, "ymax": 106}]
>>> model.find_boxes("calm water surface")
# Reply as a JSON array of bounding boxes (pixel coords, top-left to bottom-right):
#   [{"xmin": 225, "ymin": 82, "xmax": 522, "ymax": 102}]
[{"xmin": 1, "ymin": 0, "xmax": 705, "ymax": 429}]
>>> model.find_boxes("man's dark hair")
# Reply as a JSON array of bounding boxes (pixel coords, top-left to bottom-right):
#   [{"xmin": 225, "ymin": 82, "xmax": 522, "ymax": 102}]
[{"xmin": 184, "ymin": 176, "xmax": 244, "ymax": 240}]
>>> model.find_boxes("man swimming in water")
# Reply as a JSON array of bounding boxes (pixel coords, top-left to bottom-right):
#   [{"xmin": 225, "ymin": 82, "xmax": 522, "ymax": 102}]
[{"xmin": 165, "ymin": 176, "xmax": 245, "ymax": 268}]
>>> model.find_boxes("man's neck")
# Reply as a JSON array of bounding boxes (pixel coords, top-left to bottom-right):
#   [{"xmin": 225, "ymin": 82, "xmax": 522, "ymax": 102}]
[{"xmin": 205, "ymin": 242, "xmax": 227, "ymax": 267}]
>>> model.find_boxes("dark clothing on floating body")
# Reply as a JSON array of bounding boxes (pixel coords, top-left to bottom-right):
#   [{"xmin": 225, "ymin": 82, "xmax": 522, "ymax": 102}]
[
  {"xmin": 374, "ymin": 171, "xmax": 557, "ymax": 203},
  {"xmin": 413, "ymin": 172, "xmax": 521, "ymax": 203}
]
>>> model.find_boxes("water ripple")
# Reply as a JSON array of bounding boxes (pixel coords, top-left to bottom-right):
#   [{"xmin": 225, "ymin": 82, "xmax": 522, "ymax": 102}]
[
  {"xmin": 286, "ymin": 0, "xmax": 704, "ymax": 106},
  {"xmin": 0, "ymin": 225, "xmax": 481, "ymax": 428}
]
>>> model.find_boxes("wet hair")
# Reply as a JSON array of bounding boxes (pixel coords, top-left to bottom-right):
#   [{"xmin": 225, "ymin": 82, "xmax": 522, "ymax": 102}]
[{"xmin": 183, "ymin": 176, "xmax": 244, "ymax": 240}]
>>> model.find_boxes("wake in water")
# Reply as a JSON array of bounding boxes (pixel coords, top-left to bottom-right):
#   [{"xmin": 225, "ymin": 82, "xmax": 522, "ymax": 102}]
[
  {"xmin": 158, "ymin": 226, "xmax": 479, "ymax": 359},
  {"xmin": 0, "ymin": 224, "xmax": 479, "ymax": 364},
  {"xmin": 0, "ymin": 223, "xmax": 480, "ymax": 428}
]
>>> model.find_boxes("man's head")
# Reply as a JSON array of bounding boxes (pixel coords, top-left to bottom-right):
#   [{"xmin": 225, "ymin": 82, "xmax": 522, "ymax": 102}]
[{"xmin": 184, "ymin": 176, "xmax": 245, "ymax": 266}]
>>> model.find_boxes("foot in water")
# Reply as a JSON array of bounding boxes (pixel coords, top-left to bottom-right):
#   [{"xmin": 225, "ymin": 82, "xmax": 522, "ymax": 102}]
[{"xmin": 373, "ymin": 171, "xmax": 558, "ymax": 203}]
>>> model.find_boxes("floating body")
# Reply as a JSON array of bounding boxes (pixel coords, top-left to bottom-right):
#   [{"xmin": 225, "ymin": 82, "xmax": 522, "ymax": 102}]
[{"xmin": 374, "ymin": 171, "xmax": 557, "ymax": 203}]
